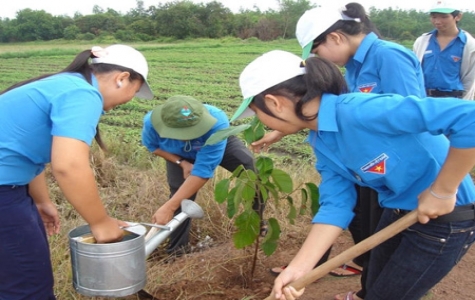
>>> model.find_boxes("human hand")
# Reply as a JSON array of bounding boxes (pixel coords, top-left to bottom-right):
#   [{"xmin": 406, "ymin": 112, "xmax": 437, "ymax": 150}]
[
  {"xmin": 417, "ymin": 184, "xmax": 456, "ymax": 224},
  {"xmin": 250, "ymin": 130, "xmax": 285, "ymax": 153},
  {"xmin": 180, "ymin": 161, "xmax": 193, "ymax": 179},
  {"xmin": 36, "ymin": 201, "xmax": 60, "ymax": 236},
  {"xmin": 89, "ymin": 217, "xmax": 124, "ymax": 243},
  {"xmin": 269, "ymin": 267, "xmax": 306, "ymax": 300},
  {"xmin": 152, "ymin": 204, "xmax": 176, "ymax": 225}
]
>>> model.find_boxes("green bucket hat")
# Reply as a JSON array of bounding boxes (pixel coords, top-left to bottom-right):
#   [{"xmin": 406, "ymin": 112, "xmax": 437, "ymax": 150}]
[{"xmin": 151, "ymin": 95, "xmax": 217, "ymax": 140}]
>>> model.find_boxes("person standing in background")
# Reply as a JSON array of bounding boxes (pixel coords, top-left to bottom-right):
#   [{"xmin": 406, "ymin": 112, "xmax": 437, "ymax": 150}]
[{"xmin": 414, "ymin": 0, "xmax": 475, "ymax": 100}]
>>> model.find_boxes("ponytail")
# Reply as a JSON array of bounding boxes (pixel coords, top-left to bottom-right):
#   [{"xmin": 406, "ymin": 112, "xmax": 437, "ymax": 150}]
[
  {"xmin": 343, "ymin": 2, "xmax": 382, "ymax": 38},
  {"xmin": 297, "ymin": 57, "xmax": 348, "ymax": 120},
  {"xmin": 312, "ymin": 2, "xmax": 382, "ymax": 47}
]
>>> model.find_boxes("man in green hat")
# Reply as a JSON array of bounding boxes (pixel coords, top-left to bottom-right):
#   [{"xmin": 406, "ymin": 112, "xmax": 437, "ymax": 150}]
[
  {"xmin": 142, "ymin": 95, "xmax": 265, "ymax": 255},
  {"xmin": 414, "ymin": 0, "xmax": 475, "ymax": 100}
]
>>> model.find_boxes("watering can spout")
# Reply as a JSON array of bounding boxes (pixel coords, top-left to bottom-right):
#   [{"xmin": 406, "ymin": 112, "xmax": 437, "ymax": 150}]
[{"xmin": 144, "ymin": 199, "xmax": 204, "ymax": 257}]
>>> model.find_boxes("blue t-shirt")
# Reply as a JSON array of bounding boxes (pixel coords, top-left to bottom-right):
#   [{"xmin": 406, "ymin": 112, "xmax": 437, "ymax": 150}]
[
  {"xmin": 142, "ymin": 104, "xmax": 229, "ymax": 179},
  {"xmin": 422, "ymin": 29, "xmax": 466, "ymax": 92},
  {"xmin": 0, "ymin": 73, "xmax": 103, "ymax": 185},
  {"xmin": 309, "ymin": 93, "xmax": 475, "ymax": 229},
  {"xmin": 345, "ymin": 32, "xmax": 426, "ymax": 97}
]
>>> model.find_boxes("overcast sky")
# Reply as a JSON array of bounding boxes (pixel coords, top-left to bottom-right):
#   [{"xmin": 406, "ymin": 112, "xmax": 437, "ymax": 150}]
[{"xmin": 2, "ymin": 0, "xmax": 475, "ymax": 19}]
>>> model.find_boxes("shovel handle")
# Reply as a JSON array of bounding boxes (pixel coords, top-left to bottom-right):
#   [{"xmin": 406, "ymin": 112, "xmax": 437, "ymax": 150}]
[{"xmin": 263, "ymin": 210, "xmax": 418, "ymax": 300}]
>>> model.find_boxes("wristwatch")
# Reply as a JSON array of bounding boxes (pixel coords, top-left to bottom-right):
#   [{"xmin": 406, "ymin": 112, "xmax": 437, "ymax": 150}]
[{"xmin": 175, "ymin": 158, "xmax": 183, "ymax": 165}]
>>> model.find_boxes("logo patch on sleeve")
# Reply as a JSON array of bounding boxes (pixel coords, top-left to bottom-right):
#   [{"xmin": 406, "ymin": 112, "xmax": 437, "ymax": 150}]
[
  {"xmin": 358, "ymin": 82, "xmax": 377, "ymax": 93},
  {"xmin": 361, "ymin": 153, "xmax": 389, "ymax": 174}
]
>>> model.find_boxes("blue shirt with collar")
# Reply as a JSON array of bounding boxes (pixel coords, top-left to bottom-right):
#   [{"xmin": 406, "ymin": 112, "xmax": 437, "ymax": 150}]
[
  {"xmin": 308, "ymin": 93, "xmax": 475, "ymax": 229},
  {"xmin": 345, "ymin": 32, "xmax": 426, "ymax": 97},
  {"xmin": 142, "ymin": 104, "xmax": 229, "ymax": 179},
  {"xmin": 0, "ymin": 73, "xmax": 103, "ymax": 185},
  {"xmin": 422, "ymin": 29, "xmax": 466, "ymax": 92}
]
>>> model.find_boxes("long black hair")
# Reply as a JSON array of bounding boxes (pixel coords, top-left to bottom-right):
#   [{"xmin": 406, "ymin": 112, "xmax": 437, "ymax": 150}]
[
  {"xmin": 0, "ymin": 50, "xmax": 144, "ymax": 150},
  {"xmin": 312, "ymin": 2, "xmax": 382, "ymax": 50},
  {"xmin": 252, "ymin": 56, "xmax": 348, "ymax": 122}
]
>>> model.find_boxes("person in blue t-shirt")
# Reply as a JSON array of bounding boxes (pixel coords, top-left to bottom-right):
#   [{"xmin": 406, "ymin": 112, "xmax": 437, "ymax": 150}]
[
  {"xmin": 414, "ymin": 1, "xmax": 475, "ymax": 100},
  {"xmin": 265, "ymin": 3, "xmax": 427, "ymax": 299},
  {"xmin": 231, "ymin": 50, "xmax": 475, "ymax": 300},
  {"xmin": 142, "ymin": 95, "xmax": 264, "ymax": 256},
  {"xmin": 0, "ymin": 45, "xmax": 154, "ymax": 299}
]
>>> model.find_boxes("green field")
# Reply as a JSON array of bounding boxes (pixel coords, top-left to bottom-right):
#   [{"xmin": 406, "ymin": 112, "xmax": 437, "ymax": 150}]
[{"xmin": 0, "ymin": 38, "xmax": 314, "ymax": 161}]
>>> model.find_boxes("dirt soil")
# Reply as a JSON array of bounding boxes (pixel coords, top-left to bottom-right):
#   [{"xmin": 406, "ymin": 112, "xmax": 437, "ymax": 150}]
[{"xmin": 123, "ymin": 230, "xmax": 475, "ymax": 300}]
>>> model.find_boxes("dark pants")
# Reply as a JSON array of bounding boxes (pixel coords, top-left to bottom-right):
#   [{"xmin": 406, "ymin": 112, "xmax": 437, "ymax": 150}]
[
  {"xmin": 351, "ymin": 186, "xmax": 383, "ymax": 299},
  {"xmin": 166, "ymin": 135, "xmax": 264, "ymax": 254},
  {"xmin": 0, "ymin": 185, "xmax": 56, "ymax": 300},
  {"xmin": 365, "ymin": 209, "xmax": 475, "ymax": 300}
]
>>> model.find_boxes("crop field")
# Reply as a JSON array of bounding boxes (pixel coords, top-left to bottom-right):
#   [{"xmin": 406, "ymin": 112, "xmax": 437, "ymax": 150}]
[
  {"xmin": 2, "ymin": 40, "xmax": 474, "ymax": 300},
  {"xmin": 0, "ymin": 38, "xmax": 313, "ymax": 160}
]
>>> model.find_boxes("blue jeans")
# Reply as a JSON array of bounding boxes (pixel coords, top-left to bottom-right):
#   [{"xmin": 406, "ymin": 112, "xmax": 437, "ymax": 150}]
[
  {"xmin": 0, "ymin": 185, "xmax": 56, "ymax": 300},
  {"xmin": 365, "ymin": 208, "xmax": 475, "ymax": 300}
]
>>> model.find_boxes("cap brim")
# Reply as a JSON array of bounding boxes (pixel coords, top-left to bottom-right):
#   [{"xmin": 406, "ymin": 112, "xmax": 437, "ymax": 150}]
[
  {"xmin": 430, "ymin": 8, "xmax": 456, "ymax": 13},
  {"xmin": 152, "ymin": 105, "xmax": 217, "ymax": 140},
  {"xmin": 301, "ymin": 43, "xmax": 313, "ymax": 60},
  {"xmin": 230, "ymin": 97, "xmax": 254, "ymax": 122},
  {"xmin": 135, "ymin": 80, "xmax": 154, "ymax": 100}
]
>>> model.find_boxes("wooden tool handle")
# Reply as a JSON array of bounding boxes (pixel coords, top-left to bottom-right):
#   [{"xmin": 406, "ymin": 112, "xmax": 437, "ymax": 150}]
[{"xmin": 263, "ymin": 210, "xmax": 418, "ymax": 300}]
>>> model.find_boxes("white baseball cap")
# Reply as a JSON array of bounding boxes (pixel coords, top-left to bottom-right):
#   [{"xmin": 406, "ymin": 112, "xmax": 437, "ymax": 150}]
[
  {"xmin": 230, "ymin": 50, "xmax": 306, "ymax": 122},
  {"xmin": 429, "ymin": 0, "xmax": 457, "ymax": 13},
  {"xmin": 91, "ymin": 44, "xmax": 153, "ymax": 100},
  {"xmin": 296, "ymin": 7, "xmax": 360, "ymax": 59}
]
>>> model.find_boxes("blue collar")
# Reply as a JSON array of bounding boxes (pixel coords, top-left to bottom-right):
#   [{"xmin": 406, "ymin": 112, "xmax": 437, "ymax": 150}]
[
  {"xmin": 352, "ymin": 32, "xmax": 379, "ymax": 64},
  {"xmin": 317, "ymin": 93, "xmax": 340, "ymax": 133}
]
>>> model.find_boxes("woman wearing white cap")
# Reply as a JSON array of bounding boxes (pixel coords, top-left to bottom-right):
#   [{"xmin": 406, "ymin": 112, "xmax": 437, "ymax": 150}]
[
  {"xmin": 263, "ymin": 3, "xmax": 427, "ymax": 299},
  {"xmin": 231, "ymin": 50, "xmax": 475, "ymax": 300},
  {"xmin": 413, "ymin": 0, "xmax": 475, "ymax": 100},
  {"xmin": 0, "ymin": 44, "xmax": 153, "ymax": 299}
]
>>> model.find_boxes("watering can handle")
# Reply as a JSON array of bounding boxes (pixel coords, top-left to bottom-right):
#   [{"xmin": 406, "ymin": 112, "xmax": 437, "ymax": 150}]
[
  {"xmin": 144, "ymin": 227, "xmax": 159, "ymax": 242},
  {"xmin": 263, "ymin": 210, "xmax": 418, "ymax": 300}
]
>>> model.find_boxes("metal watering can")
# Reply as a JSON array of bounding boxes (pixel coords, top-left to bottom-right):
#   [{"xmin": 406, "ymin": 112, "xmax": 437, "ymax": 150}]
[{"xmin": 68, "ymin": 199, "xmax": 204, "ymax": 297}]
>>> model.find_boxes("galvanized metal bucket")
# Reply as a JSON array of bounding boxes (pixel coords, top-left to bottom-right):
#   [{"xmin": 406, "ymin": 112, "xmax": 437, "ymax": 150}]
[{"xmin": 68, "ymin": 225, "xmax": 147, "ymax": 297}]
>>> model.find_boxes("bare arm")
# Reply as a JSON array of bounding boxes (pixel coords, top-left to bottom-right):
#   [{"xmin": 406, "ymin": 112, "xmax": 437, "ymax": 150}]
[
  {"xmin": 51, "ymin": 136, "xmax": 123, "ymax": 242},
  {"xmin": 152, "ymin": 175, "xmax": 208, "ymax": 224},
  {"xmin": 250, "ymin": 130, "xmax": 286, "ymax": 153},
  {"xmin": 29, "ymin": 171, "xmax": 60, "ymax": 235},
  {"xmin": 418, "ymin": 147, "xmax": 475, "ymax": 223}
]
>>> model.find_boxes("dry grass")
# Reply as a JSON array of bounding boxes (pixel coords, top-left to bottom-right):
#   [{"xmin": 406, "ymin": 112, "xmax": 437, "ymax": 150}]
[{"xmin": 47, "ymin": 137, "xmax": 319, "ymax": 299}]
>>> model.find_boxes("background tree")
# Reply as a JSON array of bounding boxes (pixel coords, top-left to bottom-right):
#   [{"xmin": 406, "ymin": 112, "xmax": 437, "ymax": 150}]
[
  {"xmin": 277, "ymin": 0, "xmax": 315, "ymax": 39},
  {"xmin": 0, "ymin": 1, "xmax": 474, "ymax": 43}
]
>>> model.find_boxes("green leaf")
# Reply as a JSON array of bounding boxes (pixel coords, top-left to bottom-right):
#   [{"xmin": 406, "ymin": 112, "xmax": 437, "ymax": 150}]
[
  {"xmin": 241, "ymin": 181, "xmax": 256, "ymax": 203},
  {"xmin": 226, "ymin": 186, "xmax": 238, "ymax": 218},
  {"xmin": 231, "ymin": 164, "xmax": 245, "ymax": 178},
  {"xmin": 305, "ymin": 182, "xmax": 320, "ymax": 216},
  {"xmin": 261, "ymin": 218, "xmax": 281, "ymax": 255},
  {"xmin": 233, "ymin": 210, "xmax": 260, "ymax": 249},
  {"xmin": 258, "ymin": 185, "xmax": 269, "ymax": 202},
  {"xmin": 205, "ymin": 124, "xmax": 251, "ymax": 146},
  {"xmin": 256, "ymin": 156, "xmax": 273, "ymax": 175},
  {"xmin": 299, "ymin": 187, "xmax": 308, "ymax": 215},
  {"xmin": 286, "ymin": 196, "xmax": 297, "ymax": 225},
  {"xmin": 271, "ymin": 169, "xmax": 293, "ymax": 193},
  {"xmin": 214, "ymin": 179, "xmax": 229, "ymax": 204},
  {"xmin": 243, "ymin": 117, "xmax": 266, "ymax": 144}
]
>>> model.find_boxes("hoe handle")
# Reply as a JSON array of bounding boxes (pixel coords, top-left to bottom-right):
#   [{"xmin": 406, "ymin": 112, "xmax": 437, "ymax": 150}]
[{"xmin": 263, "ymin": 210, "xmax": 418, "ymax": 300}]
